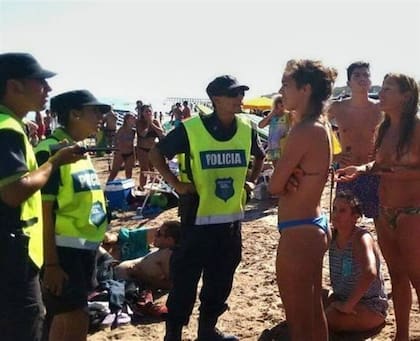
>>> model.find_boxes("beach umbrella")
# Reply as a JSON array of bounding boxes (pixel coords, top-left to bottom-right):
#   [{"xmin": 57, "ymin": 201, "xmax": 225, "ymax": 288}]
[{"xmin": 242, "ymin": 97, "xmax": 273, "ymax": 110}]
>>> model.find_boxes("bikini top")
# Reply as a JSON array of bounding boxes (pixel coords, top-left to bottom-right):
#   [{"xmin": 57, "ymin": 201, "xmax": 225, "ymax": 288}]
[
  {"xmin": 137, "ymin": 126, "xmax": 159, "ymax": 139},
  {"xmin": 118, "ymin": 130, "xmax": 135, "ymax": 142},
  {"xmin": 143, "ymin": 129, "xmax": 159, "ymax": 139}
]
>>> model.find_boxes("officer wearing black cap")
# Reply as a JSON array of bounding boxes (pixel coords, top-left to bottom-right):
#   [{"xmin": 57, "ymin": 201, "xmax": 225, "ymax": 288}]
[
  {"xmin": 150, "ymin": 75, "xmax": 265, "ymax": 341},
  {"xmin": 35, "ymin": 90, "xmax": 110, "ymax": 341},
  {"xmin": 0, "ymin": 53, "xmax": 84, "ymax": 341}
]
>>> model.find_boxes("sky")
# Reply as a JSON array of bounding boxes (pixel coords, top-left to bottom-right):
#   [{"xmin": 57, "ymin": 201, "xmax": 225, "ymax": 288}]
[{"xmin": 1, "ymin": 0, "xmax": 419, "ymax": 111}]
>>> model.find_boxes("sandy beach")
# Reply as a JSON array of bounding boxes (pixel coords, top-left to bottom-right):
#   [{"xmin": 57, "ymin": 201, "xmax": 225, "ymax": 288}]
[{"xmin": 88, "ymin": 156, "xmax": 420, "ymax": 341}]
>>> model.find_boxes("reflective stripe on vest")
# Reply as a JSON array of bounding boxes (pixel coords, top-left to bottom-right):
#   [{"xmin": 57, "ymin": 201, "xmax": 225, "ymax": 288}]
[
  {"xmin": 183, "ymin": 115, "xmax": 252, "ymax": 225},
  {"xmin": 55, "ymin": 235, "xmax": 100, "ymax": 250},
  {"xmin": 195, "ymin": 211, "xmax": 244, "ymax": 225}
]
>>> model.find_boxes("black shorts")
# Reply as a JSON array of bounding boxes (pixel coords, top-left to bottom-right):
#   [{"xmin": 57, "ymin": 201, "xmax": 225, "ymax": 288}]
[{"xmin": 43, "ymin": 247, "xmax": 96, "ymax": 315}]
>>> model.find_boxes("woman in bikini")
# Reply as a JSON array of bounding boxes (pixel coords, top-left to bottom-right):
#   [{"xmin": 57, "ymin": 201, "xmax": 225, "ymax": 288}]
[
  {"xmin": 107, "ymin": 112, "xmax": 136, "ymax": 182},
  {"xmin": 326, "ymin": 190, "xmax": 388, "ymax": 333},
  {"xmin": 136, "ymin": 104, "xmax": 164, "ymax": 189},
  {"xmin": 268, "ymin": 59, "xmax": 337, "ymax": 340},
  {"xmin": 336, "ymin": 73, "xmax": 420, "ymax": 340}
]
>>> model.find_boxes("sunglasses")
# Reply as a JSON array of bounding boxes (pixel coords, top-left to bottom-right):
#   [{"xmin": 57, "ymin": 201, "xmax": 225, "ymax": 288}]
[{"xmin": 224, "ymin": 89, "xmax": 245, "ymax": 98}]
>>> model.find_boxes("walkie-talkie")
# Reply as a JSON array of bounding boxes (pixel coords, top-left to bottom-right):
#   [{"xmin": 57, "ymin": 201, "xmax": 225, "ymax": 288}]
[{"xmin": 49, "ymin": 143, "xmax": 118, "ymax": 155}]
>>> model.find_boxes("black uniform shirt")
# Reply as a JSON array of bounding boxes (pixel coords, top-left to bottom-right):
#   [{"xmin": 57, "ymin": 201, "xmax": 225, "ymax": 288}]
[
  {"xmin": 0, "ymin": 130, "xmax": 29, "ymax": 228},
  {"xmin": 157, "ymin": 112, "xmax": 265, "ymax": 160}
]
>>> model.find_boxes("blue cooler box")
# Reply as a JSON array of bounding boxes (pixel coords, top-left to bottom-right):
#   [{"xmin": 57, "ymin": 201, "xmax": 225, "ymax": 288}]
[{"xmin": 105, "ymin": 178, "xmax": 135, "ymax": 210}]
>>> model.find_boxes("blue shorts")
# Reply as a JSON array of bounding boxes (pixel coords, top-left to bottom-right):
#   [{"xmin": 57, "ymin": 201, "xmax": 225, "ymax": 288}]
[
  {"xmin": 278, "ymin": 215, "xmax": 329, "ymax": 234},
  {"xmin": 336, "ymin": 174, "xmax": 379, "ymax": 218}
]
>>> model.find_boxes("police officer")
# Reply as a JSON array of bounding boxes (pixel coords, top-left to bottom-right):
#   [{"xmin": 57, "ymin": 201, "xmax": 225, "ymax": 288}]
[
  {"xmin": 149, "ymin": 75, "xmax": 265, "ymax": 341},
  {"xmin": 0, "ymin": 53, "xmax": 83, "ymax": 341},
  {"xmin": 35, "ymin": 90, "xmax": 111, "ymax": 341}
]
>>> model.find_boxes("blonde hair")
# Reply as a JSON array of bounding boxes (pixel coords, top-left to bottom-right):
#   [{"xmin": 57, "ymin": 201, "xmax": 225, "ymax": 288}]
[
  {"xmin": 375, "ymin": 73, "xmax": 419, "ymax": 160},
  {"xmin": 271, "ymin": 94, "xmax": 283, "ymax": 110}
]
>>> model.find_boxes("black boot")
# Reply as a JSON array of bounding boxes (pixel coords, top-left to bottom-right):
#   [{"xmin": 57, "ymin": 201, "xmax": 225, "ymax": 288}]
[
  {"xmin": 197, "ymin": 316, "xmax": 239, "ymax": 341},
  {"xmin": 164, "ymin": 321, "xmax": 183, "ymax": 341}
]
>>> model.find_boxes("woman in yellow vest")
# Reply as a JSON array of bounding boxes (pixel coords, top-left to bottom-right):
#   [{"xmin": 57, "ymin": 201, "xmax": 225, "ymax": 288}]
[
  {"xmin": 35, "ymin": 90, "xmax": 110, "ymax": 341},
  {"xmin": 0, "ymin": 53, "xmax": 84, "ymax": 341}
]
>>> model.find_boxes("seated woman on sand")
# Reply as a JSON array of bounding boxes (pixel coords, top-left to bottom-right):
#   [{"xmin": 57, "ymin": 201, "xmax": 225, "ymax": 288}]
[
  {"xmin": 107, "ymin": 112, "xmax": 136, "ymax": 182},
  {"xmin": 336, "ymin": 73, "xmax": 420, "ymax": 341},
  {"xmin": 326, "ymin": 190, "xmax": 388, "ymax": 333},
  {"xmin": 268, "ymin": 59, "xmax": 337, "ymax": 340},
  {"xmin": 136, "ymin": 104, "xmax": 164, "ymax": 189}
]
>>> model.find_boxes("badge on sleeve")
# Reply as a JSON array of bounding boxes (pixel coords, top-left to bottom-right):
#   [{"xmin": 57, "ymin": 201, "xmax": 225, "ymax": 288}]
[{"xmin": 90, "ymin": 201, "xmax": 107, "ymax": 228}]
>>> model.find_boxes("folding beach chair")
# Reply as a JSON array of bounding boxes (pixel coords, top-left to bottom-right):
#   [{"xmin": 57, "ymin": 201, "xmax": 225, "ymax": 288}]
[{"xmin": 136, "ymin": 171, "xmax": 179, "ymax": 216}]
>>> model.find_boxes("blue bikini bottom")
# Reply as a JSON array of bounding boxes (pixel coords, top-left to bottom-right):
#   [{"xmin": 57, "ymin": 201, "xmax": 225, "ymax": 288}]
[{"xmin": 277, "ymin": 215, "xmax": 329, "ymax": 234}]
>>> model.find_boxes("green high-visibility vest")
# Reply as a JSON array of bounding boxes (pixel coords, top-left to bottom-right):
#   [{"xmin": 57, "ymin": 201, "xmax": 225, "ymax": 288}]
[
  {"xmin": 183, "ymin": 115, "xmax": 251, "ymax": 225},
  {"xmin": 177, "ymin": 153, "xmax": 191, "ymax": 183},
  {"xmin": 0, "ymin": 111, "xmax": 43, "ymax": 268},
  {"xmin": 35, "ymin": 128, "xmax": 107, "ymax": 250}
]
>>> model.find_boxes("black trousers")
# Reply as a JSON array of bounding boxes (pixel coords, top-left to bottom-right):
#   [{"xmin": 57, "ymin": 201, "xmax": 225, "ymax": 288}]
[
  {"xmin": 0, "ymin": 230, "xmax": 44, "ymax": 341},
  {"xmin": 166, "ymin": 221, "xmax": 242, "ymax": 325}
]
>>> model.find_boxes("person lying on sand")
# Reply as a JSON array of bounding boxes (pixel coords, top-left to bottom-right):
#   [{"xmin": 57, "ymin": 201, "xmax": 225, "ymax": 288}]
[
  {"xmin": 112, "ymin": 221, "xmax": 180, "ymax": 290},
  {"xmin": 102, "ymin": 223, "xmax": 159, "ymax": 261}
]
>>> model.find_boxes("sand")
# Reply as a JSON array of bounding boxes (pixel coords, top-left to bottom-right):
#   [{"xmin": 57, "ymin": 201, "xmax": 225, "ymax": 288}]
[{"xmin": 88, "ymin": 156, "xmax": 420, "ymax": 341}]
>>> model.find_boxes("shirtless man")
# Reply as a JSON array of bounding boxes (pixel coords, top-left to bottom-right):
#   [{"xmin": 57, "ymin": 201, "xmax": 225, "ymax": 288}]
[
  {"xmin": 172, "ymin": 103, "xmax": 183, "ymax": 127},
  {"xmin": 328, "ymin": 61, "xmax": 383, "ymax": 220},
  {"xmin": 182, "ymin": 100, "xmax": 191, "ymax": 120},
  {"xmin": 103, "ymin": 108, "xmax": 118, "ymax": 147},
  {"xmin": 114, "ymin": 221, "xmax": 181, "ymax": 289}
]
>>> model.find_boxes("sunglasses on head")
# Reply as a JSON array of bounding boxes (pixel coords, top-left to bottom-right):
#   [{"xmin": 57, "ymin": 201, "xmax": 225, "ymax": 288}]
[{"xmin": 224, "ymin": 89, "xmax": 245, "ymax": 98}]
